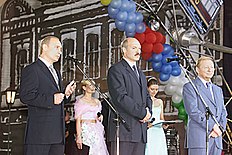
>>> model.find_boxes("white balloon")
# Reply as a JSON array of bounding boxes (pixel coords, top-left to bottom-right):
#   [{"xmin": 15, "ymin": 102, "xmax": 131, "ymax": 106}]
[
  {"xmin": 169, "ymin": 75, "xmax": 181, "ymax": 86},
  {"xmin": 164, "ymin": 84, "xmax": 177, "ymax": 96},
  {"xmin": 175, "ymin": 86, "xmax": 183, "ymax": 96},
  {"xmin": 159, "ymin": 79, "xmax": 169, "ymax": 85},
  {"xmin": 172, "ymin": 94, "xmax": 183, "ymax": 103}
]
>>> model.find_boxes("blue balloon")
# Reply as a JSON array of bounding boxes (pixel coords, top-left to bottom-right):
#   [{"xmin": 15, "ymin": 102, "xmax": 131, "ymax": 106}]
[
  {"xmin": 162, "ymin": 44, "xmax": 174, "ymax": 55},
  {"xmin": 108, "ymin": 6, "xmax": 119, "ymax": 19},
  {"xmin": 125, "ymin": 23, "xmax": 136, "ymax": 33},
  {"xmin": 152, "ymin": 61, "xmax": 162, "ymax": 72},
  {"xmin": 159, "ymin": 73, "xmax": 171, "ymax": 81},
  {"xmin": 161, "ymin": 64, "xmax": 172, "ymax": 74},
  {"xmin": 152, "ymin": 53, "xmax": 162, "ymax": 62},
  {"xmin": 171, "ymin": 67, "xmax": 181, "ymax": 76},
  {"xmin": 109, "ymin": 0, "xmax": 122, "ymax": 9},
  {"xmin": 126, "ymin": 31, "xmax": 135, "ymax": 37},
  {"xmin": 116, "ymin": 11, "xmax": 128, "ymax": 21},
  {"xmin": 135, "ymin": 22, "xmax": 146, "ymax": 33},
  {"xmin": 127, "ymin": 0, "xmax": 136, "ymax": 12},
  {"xmin": 127, "ymin": 12, "xmax": 136, "ymax": 23},
  {"xmin": 115, "ymin": 19, "xmax": 126, "ymax": 31},
  {"xmin": 134, "ymin": 12, "xmax": 144, "ymax": 24},
  {"xmin": 161, "ymin": 55, "xmax": 172, "ymax": 65},
  {"xmin": 120, "ymin": 0, "xmax": 130, "ymax": 11}
]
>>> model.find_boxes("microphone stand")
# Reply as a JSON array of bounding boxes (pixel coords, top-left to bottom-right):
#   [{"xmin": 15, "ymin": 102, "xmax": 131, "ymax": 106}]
[
  {"xmin": 177, "ymin": 62, "xmax": 224, "ymax": 155},
  {"xmin": 69, "ymin": 57, "xmax": 130, "ymax": 155}
]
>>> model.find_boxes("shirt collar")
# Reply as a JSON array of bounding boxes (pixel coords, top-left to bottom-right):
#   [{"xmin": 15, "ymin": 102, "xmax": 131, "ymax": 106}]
[
  {"xmin": 39, "ymin": 57, "xmax": 52, "ymax": 68},
  {"xmin": 123, "ymin": 57, "xmax": 137, "ymax": 69},
  {"xmin": 198, "ymin": 76, "xmax": 211, "ymax": 88}
]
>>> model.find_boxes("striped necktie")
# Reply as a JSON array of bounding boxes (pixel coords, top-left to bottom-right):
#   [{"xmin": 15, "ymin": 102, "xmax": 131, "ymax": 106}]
[{"xmin": 49, "ymin": 65, "xmax": 59, "ymax": 88}]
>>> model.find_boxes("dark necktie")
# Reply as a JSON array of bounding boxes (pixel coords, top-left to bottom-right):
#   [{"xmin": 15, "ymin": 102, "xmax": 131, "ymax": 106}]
[
  {"xmin": 49, "ymin": 65, "xmax": 59, "ymax": 88},
  {"xmin": 132, "ymin": 65, "xmax": 139, "ymax": 79}
]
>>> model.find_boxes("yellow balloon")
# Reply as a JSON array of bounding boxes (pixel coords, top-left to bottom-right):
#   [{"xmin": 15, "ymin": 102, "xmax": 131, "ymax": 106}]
[{"xmin": 100, "ymin": 0, "xmax": 112, "ymax": 6}]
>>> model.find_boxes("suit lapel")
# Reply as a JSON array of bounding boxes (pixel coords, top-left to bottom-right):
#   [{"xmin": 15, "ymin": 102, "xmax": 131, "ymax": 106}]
[
  {"xmin": 195, "ymin": 78, "xmax": 216, "ymax": 106},
  {"xmin": 122, "ymin": 59, "xmax": 141, "ymax": 85},
  {"xmin": 37, "ymin": 60, "xmax": 60, "ymax": 90}
]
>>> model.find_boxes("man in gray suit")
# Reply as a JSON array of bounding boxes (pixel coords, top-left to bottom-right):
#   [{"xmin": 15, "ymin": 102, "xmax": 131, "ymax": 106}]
[
  {"xmin": 20, "ymin": 36, "xmax": 76, "ymax": 155},
  {"xmin": 183, "ymin": 56, "xmax": 227, "ymax": 155},
  {"xmin": 107, "ymin": 37, "xmax": 152, "ymax": 155}
]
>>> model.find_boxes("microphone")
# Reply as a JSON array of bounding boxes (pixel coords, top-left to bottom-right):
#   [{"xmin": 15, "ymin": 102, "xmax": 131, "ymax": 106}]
[
  {"xmin": 65, "ymin": 56, "xmax": 84, "ymax": 64},
  {"xmin": 97, "ymin": 112, "xmax": 102, "ymax": 117},
  {"xmin": 150, "ymin": 118, "xmax": 155, "ymax": 123},
  {"xmin": 166, "ymin": 57, "xmax": 181, "ymax": 63}
]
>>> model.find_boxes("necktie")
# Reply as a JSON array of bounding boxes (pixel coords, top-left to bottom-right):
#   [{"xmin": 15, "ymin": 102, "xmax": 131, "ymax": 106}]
[
  {"xmin": 132, "ymin": 65, "xmax": 139, "ymax": 79},
  {"xmin": 49, "ymin": 65, "xmax": 59, "ymax": 88},
  {"xmin": 206, "ymin": 82, "xmax": 214, "ymax": 101}
]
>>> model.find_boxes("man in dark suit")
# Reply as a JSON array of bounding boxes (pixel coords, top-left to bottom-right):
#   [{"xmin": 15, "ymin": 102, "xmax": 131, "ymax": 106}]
[
  {"xmin": 20, "ymin": 36, "xmax": 76, "ymax": 155},
  {"xmin": 107, "ymin": 37, "xmax": 152, "ymax": 155},
  {"xmin": 183, "ymin": 56, "xmax": 227, "ymax": 155}
]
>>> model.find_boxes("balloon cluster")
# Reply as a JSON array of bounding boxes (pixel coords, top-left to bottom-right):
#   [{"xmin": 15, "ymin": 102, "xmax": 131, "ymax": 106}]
[
  {"xmin": 161, "ymin": 71, "xmax": 189, "ymax": 124},
  {"xmin": 148, "ymin": 44, "xmax": 181, "ymax": 81},
  {"xmin": 107, "ymin": 0, "xmax": 146, "ymax": 37}
]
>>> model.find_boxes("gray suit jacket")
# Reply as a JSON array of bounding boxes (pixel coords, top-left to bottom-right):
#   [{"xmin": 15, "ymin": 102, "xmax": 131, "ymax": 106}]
[
  {"xmin": 183, "ymin": 77, "xmax": 227, "ymax": 149},
  {"xmin": 107, "ymin": 59, "xmax": 152, "ymax": 143}
]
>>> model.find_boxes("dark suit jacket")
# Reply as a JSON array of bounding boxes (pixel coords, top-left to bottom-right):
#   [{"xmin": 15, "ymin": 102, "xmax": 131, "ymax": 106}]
[
  {"xmin": 183, "ymin": 77, "xmax": 227, "ymax": 149},
  {"xmin": 20, "ymin": 59, "xmax": 69, "ymax": 145},
  {"xmin": 107, "ymin": 59, "xmax": 152, "ymax": 143}
]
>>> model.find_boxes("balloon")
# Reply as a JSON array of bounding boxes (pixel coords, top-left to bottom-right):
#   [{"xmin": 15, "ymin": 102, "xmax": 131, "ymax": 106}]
[
  {"xmin": 152, "ymin": 53, "xmax": 162, "ymax": 62},
  {"xmin": 135, "ymin": 23, "xmax": 146, "ymax": 33},
  {"xmin": 145, "ymin": 26, "xmax": 154, "ymax": 34},
  {"xmin": 161, "ymin": 64, "xmax": 172, "ymax": 74},
  {"xmin": 175, "ymin": 86, "xmax": 183, "ymax": 96},
  {"xmin": 145, "ymin": 32, "xmax": 156, "ymax": 44},
  {"xmin": 127, "ymin": 12, "xmax": 136, "ymax": 23},
  {"xmin": 178, "ymin": 105, "xmax": 187, "ymax": 116},
  {"xmin": 153, "ymin": 43, "xmax": 164, "ymax": 54},
  {"xmin": 101, "ymin": 0, "xmax": 112, "ymax": 6},
  {"xmin": 169, "ymin": 75, "xmax": 180, "ymax": 86},
  {"xmin": 172, "ymin": 100, "xmax": 183, "ymax": 109},
  {"xmin": 116, "ymin": 11, "xmax": 128, "ymax": 21},
  {"xmin": 125, "ymin": 23, "xmax": 136, "ymax": 33},
  {"xmin": 159, "ymin": 79, "xmax": 169, "ymax": 85},
  {"xmin": 141, "ymin": 51, "xmax": 152, "ymax": 61},
  {"xmin": 108, "ymin": 6, "xmax": 119, "ymax": 19},
  {"xmin": 164, "ymin": 84, "xmax": 177, "ymax": 95},
  {"xmin": 134, "ymin": 12, "xmax": 143, "ymax": 24},
  {"xmin": 172, "ymin": 94, "xmax": 183, "ymax": 103},
  {"xmin": 125, "ymin": 31, "xmax": 135, "ymax": 37},
  {"xmin": 162, "ymin": 44, "xmax": 174, "ymax": 55},
  {"xmin": 120, "ymin": 0, "xmax": 130, "ymax": 11},
  {"xmin": 171, "ymin": 67, "xmax": 181, "ymax": 76},
  {"xmin": 152, "ymin": 61, "xmax": 162, "ymax": 72},
  {"xmin": 161, "ymin": 55, "xmax": 172, "ymax": 65},
  {"xmin": 109, "ymin": 0, "xmax": 122, "ymax": 9},
  {"xmin": 154, "ymin": 32, "xmax": 164, "ymax": 43},
  {"xmin": 161, "ymin": 35, "xmax": 166, "ymax": 44},
  {"xmin": 159, "ymin": 73, "xmax": 170, "ymax": 81},
  {"xmin": 141, "ymin": 42, "xmax": 153, "ymax": 53},
  {"xmin": 127, "ymin": 0, "xmax": 136, "ymax": 12},
  {"xmin": 115, "ymin": 19, "xmax": 126, "ymax": 31},
  {"xmin": 134, "ymin": 33, "xmax": 145, "ymax": 44}
]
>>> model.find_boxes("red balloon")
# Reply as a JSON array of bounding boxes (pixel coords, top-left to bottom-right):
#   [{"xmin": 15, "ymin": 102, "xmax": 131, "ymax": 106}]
[
  {"xmin": 145, "ymin": 32, "xmax": 157, "ymax": 44},
  {"xmin": 161, "ymin": 35, "xmax": 166, "ymax": 44},
  {"xmin": 153, "ymin": 43, "xmax": 164, "ymax": 54},
  {"xmin": 154, "ymin": 32, "xmax": 163, "ymax": 43},
  {"xmin": 141, "ymin": 51, "xmax": 152, "ymax": 60},
  {"xmin": 134, "ymin": 33, "xmax": 145, "ymax": 44},
  {"xmin": 142, "ymin": 42, "xmax": 153, "ymax": 53},
  {"xmin": 145, "ymin": 26, "xmax": 153, "ymax": 34}
]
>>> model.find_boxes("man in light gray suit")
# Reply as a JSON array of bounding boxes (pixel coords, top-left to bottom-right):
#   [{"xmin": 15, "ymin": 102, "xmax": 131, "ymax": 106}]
[
  {"xmin": 183, "ymin": 56, "xmax": 227, "ymax": 155},
  {"xmin": 107, "ymin": 37, "xmax": 152, "ymax": 155}
]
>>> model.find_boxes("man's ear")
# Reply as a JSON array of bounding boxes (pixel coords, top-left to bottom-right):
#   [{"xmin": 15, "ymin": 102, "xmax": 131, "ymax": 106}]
[
  {"xmin": 122, "ymin": 47, "xmax": 126, "ymax": 53},
  {"xmin": 42, "ymin": 44, "xmax": 48, "ymax": 52},
  {"xmin": 196, "ymin": 67, "xmax": 199, "ymax": 74}
]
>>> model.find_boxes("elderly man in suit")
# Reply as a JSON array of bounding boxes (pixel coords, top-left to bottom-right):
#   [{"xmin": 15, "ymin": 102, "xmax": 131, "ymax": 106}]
[
  {"xmin": 183, "ymin": 56, "xmax": 227, "ymax": 155},
  {"xmin": 20, "ymin": 36, "xmax": 76, "ymax": 155},
  {"xmin": 107, "ymin": 37, "xmax": 152, "ymax": 155}
]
